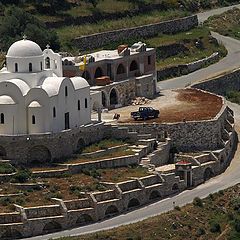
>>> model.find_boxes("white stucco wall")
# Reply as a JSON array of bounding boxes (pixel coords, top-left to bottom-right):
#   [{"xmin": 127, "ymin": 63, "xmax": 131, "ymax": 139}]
[{"xmin": 0, "ymin": 39, "xmax": 91, "ymax": 135}]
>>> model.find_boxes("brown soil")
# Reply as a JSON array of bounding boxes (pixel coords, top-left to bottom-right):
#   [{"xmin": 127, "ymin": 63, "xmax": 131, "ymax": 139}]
[
  {"xmin": 119, "ymin": 89, "xmax": 223, "ymax": 124},
  {"xmin": 0, "ymin": 166, "xmax": 149, "ymax": 210}
]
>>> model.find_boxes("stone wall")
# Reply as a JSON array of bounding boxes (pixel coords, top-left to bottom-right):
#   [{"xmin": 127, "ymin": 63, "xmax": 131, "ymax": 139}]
[
  {"xmin": 157, "ymin": 52, "xmax": 220, "ymax": 81},
  {"xmin": 72, "ymin": 15, "xmax": 198, "ymax": 51},
  {"xmin": 192, "ymin": 68, "xmax": 240, "ymax": 95},
  {"xmin": 68, "ymin": 154, "xmax": 139, "ymax": 174},
  {"xmin": 119, "ymin": 97, "xmax": 227, "ymax": 152},
  {"xmin": 148, "ymin": 139, "xmax": 171, "ymax": 166},
  {"xmin": 0, "ymin": 122, "xmax": 106, "ymax": 164},
  {"xmin": 0, "ymin": 122, "xmax": 236, "ymax": 239}
]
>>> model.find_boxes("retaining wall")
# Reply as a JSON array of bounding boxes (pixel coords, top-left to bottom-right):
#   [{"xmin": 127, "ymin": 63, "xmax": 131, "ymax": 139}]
[
  {"xmin": 157, "ymin": 52, "xmax": 220, "ymax": 81},
  {"xmin": 191, "ymin": 68, "xmax": 240, "ymax": 95},
  {"xmin": 0, "ymin": 120, "xmax": 236, "ymax": 239},
  {"xmin": 72, "ymin": 15, "xmax": 198, "ymax": 51},
  {"xmin": 119, "ymin": 97, "xmax": 228, "ymax": 152}
]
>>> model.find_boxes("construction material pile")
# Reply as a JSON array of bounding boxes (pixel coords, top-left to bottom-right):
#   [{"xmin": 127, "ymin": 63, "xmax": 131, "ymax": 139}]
[{"xmin": 131, "ymin": 97, "xmax": 151, "ymax": 105}]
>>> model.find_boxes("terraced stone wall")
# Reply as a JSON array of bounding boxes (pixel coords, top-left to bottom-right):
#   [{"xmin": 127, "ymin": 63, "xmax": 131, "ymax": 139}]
[
  {"xmin": 119, "ymin": 99, "xmax": 229, "ymax": 152},
  {"xmin": 73, "ymin": 15, "xmax": 198, "ymax": 51},
  {"xmin": 192, "ymin": 68, "xmax": 240, "ymax": 95}
]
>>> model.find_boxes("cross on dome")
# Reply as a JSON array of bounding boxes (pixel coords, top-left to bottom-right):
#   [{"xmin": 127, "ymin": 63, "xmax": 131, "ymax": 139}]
[
  {"xmin": 23, "ymin": 35, "xmax": 27, "ymax": 40},
  {"xmin": 46, "ymin": 44, "xmax": 50, "ymax": 49}
]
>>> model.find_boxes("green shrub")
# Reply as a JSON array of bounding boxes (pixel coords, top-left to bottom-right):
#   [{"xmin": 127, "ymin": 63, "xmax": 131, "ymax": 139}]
[
  {"xmin": 0, "ymin": 163, "xmax": 16, "ymax": 174},
  {"xmin": 12, "ymin": 169, "xmax": 31, "ymax": 183},
  {"xmin": 209, "ymin": 221, "xmax": 221, "ymax": 233},
  {"xmin": 208, "ymin": 193, "xmax": 214, "ymax": 200},
  {"xmin": 0, "ymin": 197, "xmax": 12, "ymax": 206},
  {"xmin": 196, "ymin": 227, "xmax": 206, "ymax": 236},
  {"xmin": 174, "ymin": 206, "xmax": 181, "ymax": 211},
  {"xmin": 234, "ymin": 219, "xmax": 240, "ymax": 233},
  {"xmin": 231, "ymin": 198, "xmax": 240, "ymax": 212},
  {"xmin": 193, "ymin": 197, "xmax": 203, "ymax": 207}
]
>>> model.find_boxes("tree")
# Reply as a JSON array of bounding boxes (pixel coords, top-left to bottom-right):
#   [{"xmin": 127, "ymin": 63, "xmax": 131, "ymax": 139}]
[
  {"xmin": 0, "ymin": 6, "xmax": 60, "ymax": 51},
  {"xmin": 84, "ymin": 0, "xmax": 100, "ymax": 8}
]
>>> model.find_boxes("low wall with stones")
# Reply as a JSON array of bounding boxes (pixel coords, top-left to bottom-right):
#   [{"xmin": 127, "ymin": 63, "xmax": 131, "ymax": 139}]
[
  {"xmin": 0, "ymin": 86, "xmax": 237, "ymax": 239},
  {"xmin": 68, "ymin": 154, "xmax": 139, "ymax": 174},
  {"xmin": 149, "ymin": 138, "xmax": 171, "ymax": 166},
  {"xmin": 0, "ymin": 124, "xmax": 236, "ymax": 239},
  {"xmin": 119, "ymin": 97, "xmax": 229, "ymax": 152},
  {"xmin": 191, "ymin": 68, "xmax": 240, "ymax": 95},
  {"xmin": 72, "ymin": 15, "xmax": 198, "ymax": 51},
  {"xmin": 157, "ymin": 52, "xmax": 220, "ymax": 81}
]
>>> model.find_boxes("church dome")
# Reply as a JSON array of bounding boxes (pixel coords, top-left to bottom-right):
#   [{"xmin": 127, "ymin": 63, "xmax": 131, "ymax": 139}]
[{"xmin": 7, "ymin": 39, "xmax": 43, "ymax": 58}]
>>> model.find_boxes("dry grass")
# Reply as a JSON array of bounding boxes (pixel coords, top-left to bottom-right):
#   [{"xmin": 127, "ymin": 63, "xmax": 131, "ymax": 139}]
[
  {"xmin": 0, "ymin": 166, "xmax": 149, "ymax": 210},
  {"xmin": 205, "ymin": 8, "xmax": 240, "ymax": 40}
]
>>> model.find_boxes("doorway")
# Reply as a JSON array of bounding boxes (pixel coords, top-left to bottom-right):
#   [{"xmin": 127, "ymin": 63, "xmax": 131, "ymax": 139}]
[{"xmin": 65, "ymin": 112, "xmax": 70, "ymax": 130}]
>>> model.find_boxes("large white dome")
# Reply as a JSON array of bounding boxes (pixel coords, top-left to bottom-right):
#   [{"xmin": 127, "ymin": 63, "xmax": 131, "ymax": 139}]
[{"xmin": 7, "ymin": 39, "xmax": 43, "ymax": 58}]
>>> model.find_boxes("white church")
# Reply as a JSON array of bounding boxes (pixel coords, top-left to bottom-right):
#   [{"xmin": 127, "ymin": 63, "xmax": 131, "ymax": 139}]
[{"xmin": 0, "ymin": 38, "xmax": 91, "ymax": 135}]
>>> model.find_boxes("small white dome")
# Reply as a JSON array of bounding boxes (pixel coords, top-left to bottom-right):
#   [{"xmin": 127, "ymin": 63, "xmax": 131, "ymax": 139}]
[
  {"xmin": 0, "ymin": 95, "xmax": 16, "ymax": 105},
  {"xmin": 28, "ymin": 101, "xmax": 42, "ymax": 108},
  {"xmin": 7, "ymin": 39, "xmax": 43, "ymax": 58}
]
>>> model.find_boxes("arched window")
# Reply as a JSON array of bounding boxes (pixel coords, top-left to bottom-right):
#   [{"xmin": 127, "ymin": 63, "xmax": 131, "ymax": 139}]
[
  {"xmin": 65, "ymin": 86, "xmax": 68, "ymax": 97},
  {"xmin": 130, "ymin": 60, "xmax": 138, "ymax": 71},
  {"xmin": 15, "ymin": 63, "xmax": 18, "ymax": 72},
  {"xmin": 117, "ymin": 64, "xmax": 125, "ymax": 74},
  {"xmin": 85, "ymin": 98, "xmax": 88, "ymax": 108},
  {"xmin": 78, "ymin": 100, "xmax": 80, "ymax": 110},
  {"xmin": 94, "ymin": 67, "xmax": 103, "ymax": 79},
  {"xmin": 45, "ymin": 57, "xmax": 50, "ymax": 69},
  {"xmin": 32, "ymin": 115, "xmax": 36, "ymax": 124},
  {"xmin": 40, "ymin": 62, "xmax": 43, "ymax": 71},
  {"xmin": 53, "ymin": 107, "xmax": 56, "ymax": 118},
  {"xmin": 29, "ymin": 63, "xmax": 32, "ymax": 72},
  {"xmin": 0, "ymin": 113, "xmax": 4, "ymax": 124}
]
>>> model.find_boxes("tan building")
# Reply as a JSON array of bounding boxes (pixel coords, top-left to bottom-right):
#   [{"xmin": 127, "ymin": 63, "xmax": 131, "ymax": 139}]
[{"xmin": 62, "ymin": 42, "xmax": 157, "ymax": 109}]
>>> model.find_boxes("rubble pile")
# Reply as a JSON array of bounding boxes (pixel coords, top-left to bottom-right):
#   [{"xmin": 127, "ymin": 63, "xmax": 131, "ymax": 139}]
[{"xmin": 131, "ymin": 97, "xmax": 151, "ymax": 105}]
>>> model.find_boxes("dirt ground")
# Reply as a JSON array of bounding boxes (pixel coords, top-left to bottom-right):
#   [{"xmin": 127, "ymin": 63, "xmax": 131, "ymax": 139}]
[{"xmin": 96, "ymin": 88, "xmax": 223, "ymax": 124}]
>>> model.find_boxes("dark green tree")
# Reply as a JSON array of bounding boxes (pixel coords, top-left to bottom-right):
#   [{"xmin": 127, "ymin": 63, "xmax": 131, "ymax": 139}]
[
  {"xmin": 84, "ymin": 0, "xmax": 100, "ymax": 8},
  {"xmin": 0, "ymin": 6, "xmax": 60, "ymax": 51}
]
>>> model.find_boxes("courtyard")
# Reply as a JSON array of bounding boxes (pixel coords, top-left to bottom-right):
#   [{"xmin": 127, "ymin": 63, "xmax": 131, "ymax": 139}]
[{"xmin": 94, "ymin": 88, "xmax": 223, "ymax": 124}]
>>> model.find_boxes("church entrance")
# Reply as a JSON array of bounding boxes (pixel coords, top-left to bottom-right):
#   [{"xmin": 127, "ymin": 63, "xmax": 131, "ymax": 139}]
[{"xmin": 65, "ymin": 112, "xmax": 70, "ymax": 130}]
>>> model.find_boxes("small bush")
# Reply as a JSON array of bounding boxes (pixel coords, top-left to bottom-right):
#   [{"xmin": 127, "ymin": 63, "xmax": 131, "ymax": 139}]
[
  {"xmin": 95, "ymin": 183, "xmax": 107, "ymax": 191},
  {"xmin": 209, "ymin": 221, "xmax": 221, "ymax": 233},
  {"xmin": 227, "ymin": 211, "xmax": 235, "ymax": 221},
  {"xmin": 0, "ymin": 163, "xmax": 16, "ymax": 174},
  {"xmin": 231, "ymin": 198, "xmax": 240, "ymax": 212},
  {"xmin": 174, "ymin": 205, "xmax": 181, "ymax": 211},
  {"xmin": 196, "ymin": 227, "xmax": 206, "ymax": 236},
  {"xmin": 193, "ymin": 197, "xmax": 203, "ymax": 207},
  {"xmin": 82, "ymin": 168, "xmax": 101, "ymax": 179},
  {"xmin": 234, "ymin": 219, "xmax": 240, "ymax": 233},
  {"xmin": 12, "ymin": 169, "xmax": 31, "ymax": 183},
  {"xmin": 218, "ymin": 190, "xmax": 224, "ymax": 195},
  {"xmin": 0, "ymin": 197, "xmax": 12, "ymax": 206},
  {"xmin": 208, "ymin": 193, "xmax": 214, "ymax": 200}
]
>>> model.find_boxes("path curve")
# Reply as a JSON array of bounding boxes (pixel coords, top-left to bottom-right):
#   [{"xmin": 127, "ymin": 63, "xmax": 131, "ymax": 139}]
[
  {"xmin": 159, "ymin": 4, "xmax": 240, "ymax": 90},
  {"xmin": 22, "ymin": 102, "xmax": 240, "ymax": 240},
  {"xmin": 22, "ymin": 5, "xmax": 240, "ymax": 240}
]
